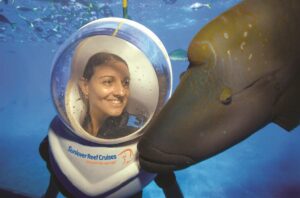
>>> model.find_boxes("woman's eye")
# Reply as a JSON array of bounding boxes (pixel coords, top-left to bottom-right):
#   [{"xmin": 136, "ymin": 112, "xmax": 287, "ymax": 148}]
[
  {"xmin": 102, "ymin": 80, "xmax": 112, "ymax": 86},
  {"xmin": 123, "ymin": 79, "xmax": 130, "ymax": 87}
]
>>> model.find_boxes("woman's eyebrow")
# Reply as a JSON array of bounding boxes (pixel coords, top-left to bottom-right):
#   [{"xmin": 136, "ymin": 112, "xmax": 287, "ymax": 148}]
[
  {"xmin": 96, "ymin": 75, "xmax": 114, "ymax": 79},
  {"xmin": 96, "ymin": 75, "xmax": 130, "ymax": 80}
]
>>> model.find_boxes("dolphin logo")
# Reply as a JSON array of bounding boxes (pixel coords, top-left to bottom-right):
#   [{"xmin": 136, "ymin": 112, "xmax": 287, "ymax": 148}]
[
  {"xmin": 118, "ymin": 148, "xmax": 134, "ymax": 165},
  {"xmin": 138, "ymin": 0, "xmax": 300, "ymax": 173}
]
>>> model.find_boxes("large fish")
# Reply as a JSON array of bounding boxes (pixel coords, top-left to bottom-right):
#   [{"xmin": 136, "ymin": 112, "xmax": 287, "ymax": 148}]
[{"xmin": 138, "ymin": 0, "xmax": 300, "ymax": 173}]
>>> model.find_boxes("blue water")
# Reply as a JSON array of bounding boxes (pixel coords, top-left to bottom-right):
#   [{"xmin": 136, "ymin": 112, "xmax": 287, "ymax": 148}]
[{"xmin": 1, "ymin": 0, "xmax": 300, "ymax": 197}]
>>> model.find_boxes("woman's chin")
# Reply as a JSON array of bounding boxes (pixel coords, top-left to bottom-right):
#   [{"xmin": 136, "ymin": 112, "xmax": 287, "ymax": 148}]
[{"xmin": 107, "ymin": 109, "xmax": 124, "ymax": 117}]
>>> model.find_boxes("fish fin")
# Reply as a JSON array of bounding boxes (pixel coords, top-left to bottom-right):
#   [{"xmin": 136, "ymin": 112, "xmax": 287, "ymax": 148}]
[
  {"xmin": 272, "ymin": 67, "xmax": 300, "ymax": 132},
  {"xmin": 273, "ymin": 76, "xmax": 300, "ymax": 132},
  {"xmin": 273, "ymin": 116, "xmax": 300, "ymax": 131}
]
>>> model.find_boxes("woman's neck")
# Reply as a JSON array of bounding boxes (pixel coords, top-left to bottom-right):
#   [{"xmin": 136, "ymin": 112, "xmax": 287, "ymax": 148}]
[{"xmin": 86, "ymin": 108, "xmax": 107, "ymax": 137}]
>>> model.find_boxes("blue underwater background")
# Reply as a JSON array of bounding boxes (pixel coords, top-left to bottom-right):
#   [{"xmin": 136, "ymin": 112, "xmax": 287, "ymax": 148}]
[{"xmin": 1, "ymin": 0, "xmax": 300, "ymax": 197}]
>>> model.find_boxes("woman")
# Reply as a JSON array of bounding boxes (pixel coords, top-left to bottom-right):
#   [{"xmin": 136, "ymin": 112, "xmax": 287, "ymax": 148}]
[
  {"xmin": 40, "ymin": 52, "xmax": 137, "ymax": 198},
  {"xmin": 78, "ymin": 52, "xmax": 134, "ymax": 139}
]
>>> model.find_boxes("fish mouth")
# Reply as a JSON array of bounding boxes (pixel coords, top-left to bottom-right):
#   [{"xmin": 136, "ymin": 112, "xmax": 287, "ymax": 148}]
[
  {"xmin": 139, "ymin": 155, "xmax": 179, "ymax": 173},
  {"xmin": 138, "ymin": 142, "xmax": 195, "ymax": 173}
]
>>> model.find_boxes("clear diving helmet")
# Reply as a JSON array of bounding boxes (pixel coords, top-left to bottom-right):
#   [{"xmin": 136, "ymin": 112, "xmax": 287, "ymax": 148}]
[{"xmin": 49, "ymin": 17, "xmax": 173, "ymax": 197}]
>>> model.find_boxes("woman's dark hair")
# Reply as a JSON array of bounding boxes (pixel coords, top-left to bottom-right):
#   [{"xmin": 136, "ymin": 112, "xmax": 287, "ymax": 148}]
[{"xmin": 83, "ymin": 52, "xmax": 128, "ymax": 80}]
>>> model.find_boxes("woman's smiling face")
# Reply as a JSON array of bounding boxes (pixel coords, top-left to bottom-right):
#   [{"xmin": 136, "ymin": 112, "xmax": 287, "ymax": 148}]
[{"xmin": 82, "ymin": 60, "xmax": 130, "ymax": 119}]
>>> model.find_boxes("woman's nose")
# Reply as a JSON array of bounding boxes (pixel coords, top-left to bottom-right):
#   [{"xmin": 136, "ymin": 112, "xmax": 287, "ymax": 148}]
[{"xmin": 113, "ymin": 82, "xmax": 127, "ymax": 96}]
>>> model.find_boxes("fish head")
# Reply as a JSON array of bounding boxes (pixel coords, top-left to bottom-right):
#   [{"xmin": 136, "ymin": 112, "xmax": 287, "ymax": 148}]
[{"xmin": 137, "ymin": 0, "xmax": 298, "ymax": 173}]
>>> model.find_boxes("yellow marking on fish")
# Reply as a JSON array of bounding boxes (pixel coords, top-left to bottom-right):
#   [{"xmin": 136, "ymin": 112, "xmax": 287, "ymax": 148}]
[
  {"xmin": 248, "ymin": 53, "xmax": 253, "ymax": 60},
  {"xmin": 221, "ymin": 16, "xmax": 228, "ymax": 23},
  {"xmin": 226, "ymin": 50, "xmax": 233, "ymax": 69},
  {"xmin": 243, "ymin": 31, "xmax": 248, "ymax": 38},
  {"xmin": 112, "ymin": 21, "xmax": 125, "ymax": 36},
  {"xmin": 198, "ymin": 41, "xmax": 217, "ymax": 67},
  {"xmin": 227, "ymin": 50, "xmax": 232, "ymax": 62},
  {"xmin": 240, "ymin": 41, "xmax": 246, "ymax": 50},
  {"xmin": 224, "ymin": 32, "xmax": 229, "ymax": 39},
  {"xmin": 220, "ymin": 87, "xmax": 232, "ymax": 105}
]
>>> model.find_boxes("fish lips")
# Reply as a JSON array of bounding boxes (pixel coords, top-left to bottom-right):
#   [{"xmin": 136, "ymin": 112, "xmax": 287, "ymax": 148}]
[{"xmin": 138, "ymin": 139, "xmax": 195, "ymax": 173}]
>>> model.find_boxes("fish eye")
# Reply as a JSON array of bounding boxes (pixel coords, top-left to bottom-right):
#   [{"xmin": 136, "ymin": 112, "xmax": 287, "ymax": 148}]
[{"xmin": 219, "ymin": 87, "xmax": 232, "ymax": 105}]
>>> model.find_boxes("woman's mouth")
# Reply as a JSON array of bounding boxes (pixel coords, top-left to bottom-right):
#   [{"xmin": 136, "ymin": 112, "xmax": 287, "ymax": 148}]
[{"xmin": 107, "ymin": 98, "xmax": 124, "ymax": 106}]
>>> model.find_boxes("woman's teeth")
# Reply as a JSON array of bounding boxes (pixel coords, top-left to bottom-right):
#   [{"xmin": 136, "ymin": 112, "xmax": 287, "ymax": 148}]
[{"xmin": 110, "ymin": 99, "xmax": 122, "ymax": 104}]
